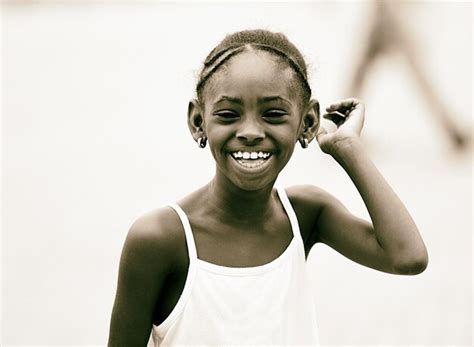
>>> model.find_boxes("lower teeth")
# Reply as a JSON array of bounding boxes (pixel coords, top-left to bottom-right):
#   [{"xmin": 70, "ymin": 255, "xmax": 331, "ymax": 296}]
[{"xmin": 237, "ymin": 159, "xmax": 266, "ymax": 168}]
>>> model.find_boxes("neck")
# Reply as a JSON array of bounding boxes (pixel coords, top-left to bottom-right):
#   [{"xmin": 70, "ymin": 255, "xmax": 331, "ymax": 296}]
[{"xmin": 204, "ymin": 174, "xmax": 277, "ymax": 224}]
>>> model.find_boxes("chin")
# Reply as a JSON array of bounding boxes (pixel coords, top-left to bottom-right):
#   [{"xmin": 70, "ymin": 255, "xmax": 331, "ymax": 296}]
[{"xmin": 229, "ymin": 176, "xmax": 277, "ymax": 192}]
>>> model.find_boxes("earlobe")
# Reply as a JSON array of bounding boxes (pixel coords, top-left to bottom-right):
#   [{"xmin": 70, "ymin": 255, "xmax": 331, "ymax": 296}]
[{"xmin": 187, "ymin": 99, "xmax": 205, "ymax": 141}]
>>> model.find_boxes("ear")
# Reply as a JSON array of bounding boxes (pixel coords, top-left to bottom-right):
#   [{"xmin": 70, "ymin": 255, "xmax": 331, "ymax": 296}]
[
  {"xmin": 187, "ymin": 99, "xmax": 205, "ymax": 141},
  {"xmin": 299, "ymin": 99, "xmax": 320, "ymax": 143}
]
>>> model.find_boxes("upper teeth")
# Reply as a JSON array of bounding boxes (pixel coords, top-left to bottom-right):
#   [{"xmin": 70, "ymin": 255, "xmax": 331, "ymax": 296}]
[{"xmin": 231, "ymin": 151, "xmax": 271, "ymax": 160}]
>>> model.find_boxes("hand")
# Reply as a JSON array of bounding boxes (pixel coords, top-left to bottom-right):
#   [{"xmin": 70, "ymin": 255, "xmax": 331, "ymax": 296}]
[{"xmin": 316, "ymin": 98, "xmax": 365, "ymax": 155}]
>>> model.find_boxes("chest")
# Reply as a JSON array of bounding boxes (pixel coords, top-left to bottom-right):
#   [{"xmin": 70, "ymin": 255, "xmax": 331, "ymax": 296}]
[
  {"xmin": 189, "ymin": 212, "xmax": 294, "ymax": 268},
  {"xmin": 153, "ymin": 209, "xmax": 295, "ymax": 326}
]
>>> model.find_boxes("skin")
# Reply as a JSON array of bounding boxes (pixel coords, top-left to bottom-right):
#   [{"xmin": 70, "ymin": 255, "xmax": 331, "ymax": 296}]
[{"xmin": 108, "ymin": 49, "xmax": 428, "ymax": 346}]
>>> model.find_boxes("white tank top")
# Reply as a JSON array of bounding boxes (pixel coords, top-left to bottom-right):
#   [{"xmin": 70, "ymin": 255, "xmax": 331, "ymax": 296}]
[{"xmin": 151, "ymin": 187, "xmax": 320, "ymax": 346}]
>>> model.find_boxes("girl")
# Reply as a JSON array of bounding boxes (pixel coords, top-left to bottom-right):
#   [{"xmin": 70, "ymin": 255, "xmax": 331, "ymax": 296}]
[{"xmin": 108, "ymin": 29, "xmax": 428, "ymax": 346}]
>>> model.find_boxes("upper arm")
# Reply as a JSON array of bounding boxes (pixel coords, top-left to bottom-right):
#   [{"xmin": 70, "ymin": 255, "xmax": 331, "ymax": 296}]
[
  {"xmin": 108, "ymin": 208, "xmax": 178, "ymax": 346},
  {"xmin": 288, "ymin": 185, "xmax": 395, "ymax": 274}
]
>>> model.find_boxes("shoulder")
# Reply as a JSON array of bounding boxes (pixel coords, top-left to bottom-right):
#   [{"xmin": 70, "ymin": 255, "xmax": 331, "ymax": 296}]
[
  {"xmin": 110, "ymin": 207, "xmax": 187, "ymax": 345},
  {"xmin": 283, "ymin": 184, "xmax": 340, "ymax": 246},
  {"xmin": 128, "ymin": 206, "xmax": 183, "ymax": 242},
  {"xmin": 122, "ymin": 206, "xmax": 187, "ymax": 275},
  {"xmin": 285, "ymin": 184, "xmax": 335, "ymax": 207}
]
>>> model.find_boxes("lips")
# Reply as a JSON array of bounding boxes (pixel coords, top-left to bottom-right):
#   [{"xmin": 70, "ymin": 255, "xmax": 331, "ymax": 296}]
[
  {"xmin": 228, "ymin": 150, "xmax": 273, "ymax": 170},
  {"xmin": 230, "ymin": 151, "xmax": 272, "ymax": 160}
]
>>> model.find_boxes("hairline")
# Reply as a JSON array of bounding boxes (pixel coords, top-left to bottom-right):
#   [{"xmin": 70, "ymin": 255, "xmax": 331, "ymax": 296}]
[{"xmin": 198, "ymin": 45, "xmax": 311, "ymax": 111}]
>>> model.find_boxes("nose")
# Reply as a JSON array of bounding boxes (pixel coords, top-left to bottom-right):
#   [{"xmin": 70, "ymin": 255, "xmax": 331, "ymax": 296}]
[{"xmin": 236, "ymin": 117, "xmax": 265, "ymax": 143}]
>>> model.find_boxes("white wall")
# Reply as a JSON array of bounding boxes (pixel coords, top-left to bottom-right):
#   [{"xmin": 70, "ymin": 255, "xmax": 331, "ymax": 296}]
[{"xmin": 2, "ymin": 1, "xmax": 472, "ymax": 345}]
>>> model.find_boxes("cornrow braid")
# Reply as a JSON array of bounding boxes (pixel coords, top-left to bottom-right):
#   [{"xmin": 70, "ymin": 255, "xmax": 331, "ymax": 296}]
[
  {"xmin": 252, "ymin": 43, "xmax": 311, "ymax": 98},
  {"xmin": 196, "ymin": 29, "xmax": 312, "ymax": 105},
  {"xmin": 196, "ymin": 45, "xmax": 246, "ymax": 99}
]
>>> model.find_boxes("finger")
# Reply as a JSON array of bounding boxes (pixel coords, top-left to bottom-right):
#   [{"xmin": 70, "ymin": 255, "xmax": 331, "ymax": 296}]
[
  {"xmin": 326, "ymin": 98, "xmax": 361, "ymax": 112},
  {"xmin": 323, "ymin": 114, "xmax": 345, "ymax": 127},
  {"xmin": 326, "ymin": 104, "xmax": 354, "ymax": 114},
  {"xmin": 352, "ymin": 101, "xmax": 365, "ymax": 114},
  {"xmin": 316, "ymin": 126, "xmax": 328, "ymax": 142},
  {"xmin": 323, "ymin": 112, "xmax": 346, "ymax": 126},
  {"xmin": 328, "ymin": 98, "xmax": 360, "ymax": 108}
]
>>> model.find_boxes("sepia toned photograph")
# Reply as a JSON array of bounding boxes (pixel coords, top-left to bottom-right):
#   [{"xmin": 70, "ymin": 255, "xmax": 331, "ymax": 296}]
[{"xmin": 2, "ymin": 1, "xmax": 472, "ymax": 346}]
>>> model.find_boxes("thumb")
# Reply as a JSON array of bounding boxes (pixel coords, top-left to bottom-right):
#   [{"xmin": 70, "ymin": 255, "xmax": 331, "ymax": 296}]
[{"xmin": 316, "ymin": 126, "xmax": 328, "ymax": 143}]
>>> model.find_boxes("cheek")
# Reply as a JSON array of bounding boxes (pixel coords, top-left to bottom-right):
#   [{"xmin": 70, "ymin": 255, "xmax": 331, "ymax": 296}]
[
  {"xmin": 270, "ymin": 129, "xmax": 298, "ymax": 163},
  {"xmin": 274, "ymin": 131, "xmax": 298, "ymax": 146},
  {"xmin": 204, "ymin": 122, "xmax": 232, "ymax": 156},
  {"xmin": 274, "ymin": 118, "xmax": 302, "ymax": 143}
]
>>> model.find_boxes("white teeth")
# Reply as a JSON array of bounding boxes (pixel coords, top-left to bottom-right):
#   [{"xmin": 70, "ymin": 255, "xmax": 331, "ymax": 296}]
[
  {"xmin": 231, "ymin": 151, "xmax": 272, "ymax": 160},
  {"xmin": 238, "ymin": 159, "xmax": 265, "ymax": 168}
]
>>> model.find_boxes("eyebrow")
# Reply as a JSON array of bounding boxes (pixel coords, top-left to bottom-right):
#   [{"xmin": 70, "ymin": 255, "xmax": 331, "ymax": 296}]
[
  {"xmin": 213, "ymin": 96, "xmax": 243, "ymax": 105},
  {"xmin": 213, "ymin": 95, "xmax": 291, "ymax": 106},
  {"xmin": 259, "ymin": 96, "xmax": 292, "ymax": 105}
]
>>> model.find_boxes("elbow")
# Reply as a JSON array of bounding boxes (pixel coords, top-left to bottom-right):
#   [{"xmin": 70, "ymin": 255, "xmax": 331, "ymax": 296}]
[{"xmin": 392, "ymin": 251, "xmax": 429, "ymax": 275}]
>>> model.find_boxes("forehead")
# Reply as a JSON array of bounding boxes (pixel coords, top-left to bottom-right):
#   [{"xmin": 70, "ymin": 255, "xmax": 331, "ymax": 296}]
[{"xmin": 205, "ymin": 50, "xmax": 298, "ymax": 104}]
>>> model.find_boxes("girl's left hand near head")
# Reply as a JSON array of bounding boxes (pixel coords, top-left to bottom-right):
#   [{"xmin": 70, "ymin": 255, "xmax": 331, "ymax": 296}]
[{"xmin": 316, "ymin": 98, "xmax": 365, "ymax": 155}]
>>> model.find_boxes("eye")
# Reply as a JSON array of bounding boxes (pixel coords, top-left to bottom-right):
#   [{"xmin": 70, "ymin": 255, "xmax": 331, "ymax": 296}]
[
  {"xmin": 214, "ymin": 111, "xmax": 239, "ymax": 122},
  {"xmin": 263, "ymin": 110, "xmax": 287, "ymax": 123}
]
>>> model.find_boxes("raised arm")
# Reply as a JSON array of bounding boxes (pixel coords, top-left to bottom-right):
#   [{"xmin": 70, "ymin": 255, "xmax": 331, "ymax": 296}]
[
  {"xmin": 296, "ymin": 98, "xmax": 428, "ymax": 275},
  {"xmin": 108, "ymin": 209, "xmax": 176, "ymax": 346}
]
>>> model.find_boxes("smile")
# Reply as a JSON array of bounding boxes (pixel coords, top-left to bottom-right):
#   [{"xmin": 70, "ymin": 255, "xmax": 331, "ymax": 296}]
[{"xmin": 229, "ymin": 151, "xmax": 273, "ymax": 169}]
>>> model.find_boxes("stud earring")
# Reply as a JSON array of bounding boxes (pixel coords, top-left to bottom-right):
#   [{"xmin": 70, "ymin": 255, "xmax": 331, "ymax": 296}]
[
  {"xmin": 197, "ymin": 137, "xmax": 207, "ymax": 148},
  {"xmin": 299, "ymin": 137, "xmax": 309, "ymax": 149}
]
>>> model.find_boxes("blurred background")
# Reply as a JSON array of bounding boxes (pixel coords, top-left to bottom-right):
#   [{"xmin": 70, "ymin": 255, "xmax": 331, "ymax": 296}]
[{"xmin": 2, "ymin": 1, "xmax": 472, "ymax": 345}]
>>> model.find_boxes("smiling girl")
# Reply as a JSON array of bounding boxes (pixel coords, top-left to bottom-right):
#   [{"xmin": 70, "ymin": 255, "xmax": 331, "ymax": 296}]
[{"xmin": 108, "ymin": 29, "xmax": 428, "ymax": 346}]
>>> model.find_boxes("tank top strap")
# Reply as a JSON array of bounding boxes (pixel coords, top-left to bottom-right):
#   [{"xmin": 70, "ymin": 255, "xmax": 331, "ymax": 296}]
[
  {"xmin": 168, "ymin": 203, "xmax": 198, "ymax": 262},
  {"xmin": 276, "ymin": 186, "xmax": 303, "ymax": 243}
]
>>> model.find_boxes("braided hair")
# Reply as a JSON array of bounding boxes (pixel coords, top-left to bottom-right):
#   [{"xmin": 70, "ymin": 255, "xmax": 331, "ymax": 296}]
[{"xmin": 196, "ymin": 29, "xmax": 312, "ymax": 107}]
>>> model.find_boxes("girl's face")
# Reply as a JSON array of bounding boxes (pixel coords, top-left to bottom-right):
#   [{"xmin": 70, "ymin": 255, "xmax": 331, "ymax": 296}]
[{"xmin": 193, "ymin": 50, "xmax": 312, "ymax": 191}]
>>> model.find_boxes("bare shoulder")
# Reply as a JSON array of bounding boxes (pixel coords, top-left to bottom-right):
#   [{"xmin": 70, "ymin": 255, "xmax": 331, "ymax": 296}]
[
  {"xmin": 286, "ymin": 184, "xmax": 336, "ymax": 207},
  {"xmin": 123, "ymin": 206, "xmax": 186, "ymax": 273},
  {"xmin": 285, "ymin": 184, "xmax": 341, "ymax": 248},
  {"xmin": 129, "ymin": 206, "xmax": 183, "ymax": 243},
  {"xmin": 128, "ymin": 184, "xmax": 209, "ymax": 264},
  {"xmin": 108, "ymin": 206, "xmax": 186, "ymax": 346}
]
